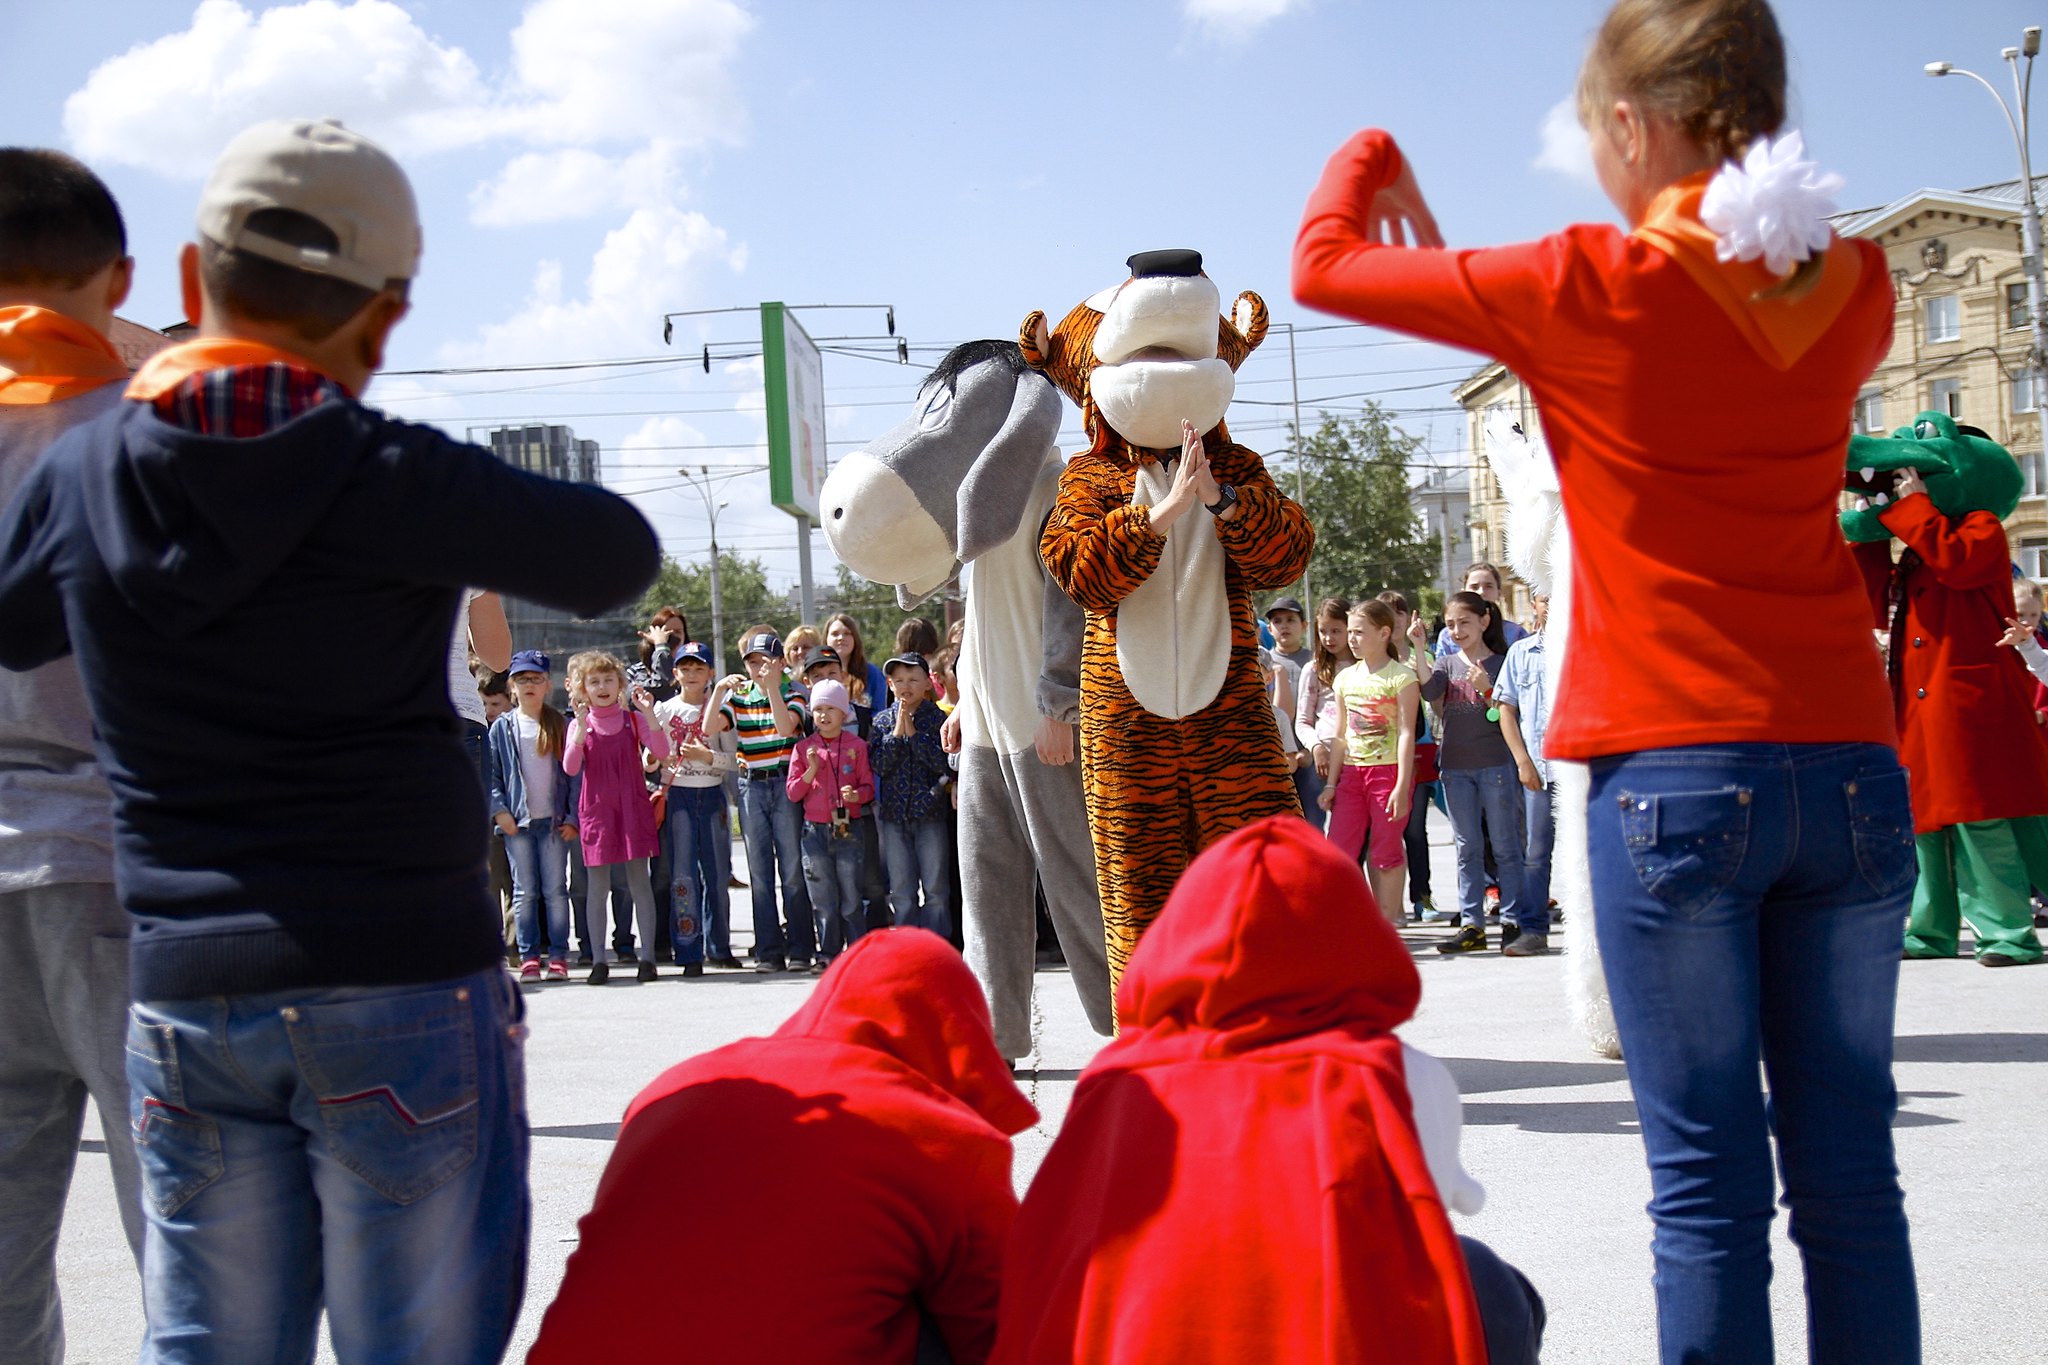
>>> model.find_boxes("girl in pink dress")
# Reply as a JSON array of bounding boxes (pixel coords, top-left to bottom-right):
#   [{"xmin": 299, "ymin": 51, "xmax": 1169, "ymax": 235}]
[{"xmin": 564, "ymin": 651, "xmax": 669, "ymax": 984}]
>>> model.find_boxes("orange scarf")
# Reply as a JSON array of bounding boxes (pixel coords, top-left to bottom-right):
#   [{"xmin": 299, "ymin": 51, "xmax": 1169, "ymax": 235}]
[
  {"xmin": 1632, "ymin": 171, "xmax": 1865, "ymax": 370},
  {"xmin": 126, "ymin": 337, "xmax": 354, "ymax": 401},
  {"xmin": 0, "ymin": 305, "xmax": 130, "ymax": 405}
]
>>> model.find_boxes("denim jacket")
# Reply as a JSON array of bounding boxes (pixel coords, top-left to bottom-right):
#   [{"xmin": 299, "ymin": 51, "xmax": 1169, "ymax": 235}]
[{"xmin": 487, "ymin": 712, "xmax": 578, "ymax": 828}]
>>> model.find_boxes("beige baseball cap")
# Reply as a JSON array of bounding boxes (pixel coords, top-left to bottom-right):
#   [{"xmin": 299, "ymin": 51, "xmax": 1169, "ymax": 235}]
[{"xmin": 196, "ymin": 118, "xmax": 421, "ymax": 290}]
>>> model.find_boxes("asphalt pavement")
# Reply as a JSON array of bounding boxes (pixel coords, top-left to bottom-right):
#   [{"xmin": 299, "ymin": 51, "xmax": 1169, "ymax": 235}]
[{"xmin": 50, "ymin": 827, "xmax": 2048, "ymax": 1363}]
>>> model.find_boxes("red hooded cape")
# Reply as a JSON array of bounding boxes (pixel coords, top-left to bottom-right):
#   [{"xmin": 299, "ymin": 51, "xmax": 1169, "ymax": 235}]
[
  {"xmin": 530, "ymin": 929, "xmax": 1037, "ymax": 1365},
  {"xmin": 989, "ymin": 817, "xmax": 1486, "ymax": 1365}
]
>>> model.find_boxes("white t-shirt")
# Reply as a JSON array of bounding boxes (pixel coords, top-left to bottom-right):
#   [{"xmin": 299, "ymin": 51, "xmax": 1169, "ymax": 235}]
[
  {"xmin": 516, "ymin": 711, "xmax": 557, "ymax": 821},
  {"xmin": 448, "ymin": 587, "xmax": 486, "ymax": 725},
  {"xmin": 653, "ymin": 694, "xmax": 738, "ymax": 790}
]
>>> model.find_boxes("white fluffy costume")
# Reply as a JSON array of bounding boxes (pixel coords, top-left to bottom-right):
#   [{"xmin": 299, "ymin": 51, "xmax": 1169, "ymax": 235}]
[
  {"xmin": 820, "ymin": 341, "xmax": 1113, "ymax": 1058},
  {"xmin": 1481, "ymin": 411, "xmax": 1621, "ymax": 1059}
]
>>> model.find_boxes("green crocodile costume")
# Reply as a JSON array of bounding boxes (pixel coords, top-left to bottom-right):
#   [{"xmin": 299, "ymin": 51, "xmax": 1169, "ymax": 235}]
[{"xmin": 1846, "ymin": 413, "xmax": 2048, "ymax": 965}]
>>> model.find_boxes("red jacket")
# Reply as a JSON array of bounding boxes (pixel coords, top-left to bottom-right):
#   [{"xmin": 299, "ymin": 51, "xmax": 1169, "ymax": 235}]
[
  {"xmin": 1855, "ymin": 496, "xmax": 2048, "ymax": 831},
  {"xmin": 989, "ymin": 817, "xmax": 1486, "ymax": 1365},
  {"xmin": 1293, "ymin": 130, "xmax": 1896, "ymax": 761},
  {"xmin": 529, "ymin": 930, "xmax": 1036, "ymax": 1365}
]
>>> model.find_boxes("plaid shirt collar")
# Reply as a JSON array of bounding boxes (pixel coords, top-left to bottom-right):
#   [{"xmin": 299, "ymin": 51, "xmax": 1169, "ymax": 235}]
[{"xmin": 148, "ymin": 362, "xmax": 343, "ymax": 438}]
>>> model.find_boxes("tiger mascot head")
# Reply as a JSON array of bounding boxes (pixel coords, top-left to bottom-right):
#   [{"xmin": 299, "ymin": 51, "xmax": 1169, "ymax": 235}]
[{"xmin": 1019, "ymin": 248, "xmax": 1267, "ymax": 459}]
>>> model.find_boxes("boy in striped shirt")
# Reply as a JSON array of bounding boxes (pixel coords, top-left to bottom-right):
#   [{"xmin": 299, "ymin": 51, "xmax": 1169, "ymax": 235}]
[{"xmin": 711, "ymin": 629, "xmax": 816, "ymax": 970}]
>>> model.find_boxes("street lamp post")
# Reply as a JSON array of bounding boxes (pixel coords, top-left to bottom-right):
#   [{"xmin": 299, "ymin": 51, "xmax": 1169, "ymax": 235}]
[
  {"xmin": 1928, "ymin": 27, "xmax": 2048, "ymax": 458},
  {"xmin": 677, "ymin": 465, "xmax": 733, "ymax": 676}
]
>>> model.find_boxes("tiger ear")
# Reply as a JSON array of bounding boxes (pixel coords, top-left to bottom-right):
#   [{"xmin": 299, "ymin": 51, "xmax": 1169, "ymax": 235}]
[
  {"xmin": 1228, "ymin": 291, "xmax": 1269, "ymax": 352},
  {"xmin": 1018, "ymin": 311, "xmax": 1052, "ymax": 369}
]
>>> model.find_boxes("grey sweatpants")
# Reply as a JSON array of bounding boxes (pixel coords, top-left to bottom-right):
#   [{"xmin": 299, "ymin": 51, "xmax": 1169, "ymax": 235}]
[
  {"xmin": 0, "ymin": 883, "xmax": 143, "ymax": 1365},
  {"xmin": 960, "ymin": 742, "xmax": 1113, "ymax": 1059}
]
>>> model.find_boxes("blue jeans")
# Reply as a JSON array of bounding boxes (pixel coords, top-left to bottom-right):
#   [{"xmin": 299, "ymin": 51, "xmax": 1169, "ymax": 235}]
[
  {"xmin": 125, "ymin": 967, "xmax": 529, "ymax": 1364},
  {"xmin": 739, "ymin": 770, "xmax": 815, "ymax": 964},
  {"xmin": 1523, "ymin": 778, "xmax": 1556, "ymax": 922},
  {"xmin": 666, "ymin": 785, "xmax": 731, "ymax": 964},
  {"xmin": 1442, "ymin": 765, "xmax": 1537, "ymax": 933},
  {"xmin": 881, "ymin": 815, "xmax": 953, "ymax": 938},
  {"xmin": 504, "ymin": 819, "xmax": 571, "ymax": 962},
  {"xmin": 802, "ymin": 818, "xmax": 867, "ymax": 957},
  {"xmin": 1587, "ymin": 742, "xmax": 1919, "ymax": 1365}
]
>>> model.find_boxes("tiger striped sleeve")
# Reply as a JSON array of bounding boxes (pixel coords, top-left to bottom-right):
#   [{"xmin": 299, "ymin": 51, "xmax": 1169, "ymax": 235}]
[
  {"xmin": 1039, "ymin": 455, "xmax": 1165, "ymax": 614},
  {"xmin": 1209, "ymin": 442, "xmax": 1316, "ymax": 590}
]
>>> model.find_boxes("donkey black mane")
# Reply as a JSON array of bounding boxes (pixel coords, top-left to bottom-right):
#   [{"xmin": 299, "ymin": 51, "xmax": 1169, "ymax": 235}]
[{"xmin": 919, "ymin": 338, "xmax": 1028, "ymax": 398}]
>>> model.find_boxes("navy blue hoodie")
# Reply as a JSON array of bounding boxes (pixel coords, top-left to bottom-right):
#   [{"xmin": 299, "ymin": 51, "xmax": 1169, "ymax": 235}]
[{"xmin": 0, "ymin": 397, "xmax": 658, "ymax": 999}]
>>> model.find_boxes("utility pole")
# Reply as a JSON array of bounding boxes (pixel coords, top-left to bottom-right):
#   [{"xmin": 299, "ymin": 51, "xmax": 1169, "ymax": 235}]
[
  {"xmin": 677, "ymin": 466, "xmax": 740, "ymax": 675},
  {"xmin": 1928, "ymin": 26, "xmax": 2048, "ymax": 459},
  {"xmin": 1267, "ymin": 321, "xmax": 1311, "ymax": 604}
]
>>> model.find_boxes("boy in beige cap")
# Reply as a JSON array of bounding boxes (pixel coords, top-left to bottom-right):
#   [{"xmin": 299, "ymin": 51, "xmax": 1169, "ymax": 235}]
[{"xmin": 0, "ymin": 118, "xmax": 660, "ymax": 1363}]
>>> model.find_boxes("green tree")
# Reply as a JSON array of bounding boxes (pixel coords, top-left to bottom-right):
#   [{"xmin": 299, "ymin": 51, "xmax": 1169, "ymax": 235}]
[
  {"xmin": 1278, "ymin": 403, "xmax": 1443, "ymax": 609},
  {"xmin": 818, "ymin": 563, "xmax": 948, "ymax": 657},
  {"xmin": 635, "ymin": 552, "xmax": 795, "ymax": 657}
]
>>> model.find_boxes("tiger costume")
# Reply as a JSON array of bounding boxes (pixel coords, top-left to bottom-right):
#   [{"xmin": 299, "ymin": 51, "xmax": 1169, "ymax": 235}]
[{"xmin": 1026, "ymin": 251, "xmax": 1314, "ymax": 990}]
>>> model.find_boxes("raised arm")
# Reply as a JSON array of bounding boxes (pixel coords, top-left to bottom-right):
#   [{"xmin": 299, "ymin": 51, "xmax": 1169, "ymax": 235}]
[
  {"xmin": 1039, "ymin": 457, "xmax": 1167, "ymax": 614},
  {"xmin": 1293, "ymin": 128, "xmax": 1562, "ymax": 372},
  {"xmin": 1209, "ymin": 443, "xmax": 1314, "ymax": 590},
  {"xmin": 1879, "ymin": 497, "xmax": 2014, "ymax": 592}
]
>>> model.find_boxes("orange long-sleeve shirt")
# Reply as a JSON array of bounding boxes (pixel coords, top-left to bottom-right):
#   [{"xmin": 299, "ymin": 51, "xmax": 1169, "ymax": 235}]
[{"xmin": 1293, "ymin": 130, "xmax": 1897, "ymax": 761}]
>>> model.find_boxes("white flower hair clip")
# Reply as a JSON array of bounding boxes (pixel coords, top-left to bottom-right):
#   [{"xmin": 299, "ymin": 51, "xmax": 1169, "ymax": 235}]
[{"xmin": 1698, "ymin": 130, "xmax": 1845, "ymax": 277}]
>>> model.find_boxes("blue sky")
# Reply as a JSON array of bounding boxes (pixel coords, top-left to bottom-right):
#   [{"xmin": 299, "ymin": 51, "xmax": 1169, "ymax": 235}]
[{"xmin": 6, "ymin": 0, "xmax": 2042, "ymax": 590}]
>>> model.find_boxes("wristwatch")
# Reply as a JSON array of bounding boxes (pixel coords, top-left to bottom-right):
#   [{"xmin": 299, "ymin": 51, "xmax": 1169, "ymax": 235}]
[{"xmin": 1205, "ymin": 483, "xmax": 1239, "ymax": 516}]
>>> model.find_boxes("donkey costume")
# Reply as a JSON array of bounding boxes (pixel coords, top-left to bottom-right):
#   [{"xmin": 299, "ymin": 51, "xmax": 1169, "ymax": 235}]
[{"xmin": 820, "ymin": 341, "xmax": 1113, "ymax": 1057}]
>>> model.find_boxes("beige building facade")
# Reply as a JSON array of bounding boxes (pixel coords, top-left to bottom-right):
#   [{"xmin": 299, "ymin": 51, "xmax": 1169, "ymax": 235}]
[{"xmin": 1453, "ymin": 172, "xmax": 2048, "ymax": 598}]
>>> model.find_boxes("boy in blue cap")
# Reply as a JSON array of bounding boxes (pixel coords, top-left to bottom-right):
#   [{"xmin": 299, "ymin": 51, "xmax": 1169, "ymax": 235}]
[
  {"xmin": 711, "ymin": 628, "xmax": 814, "ymax": 971},
  {"xmin": 655, "ymin": 641, "xmax": 740, "ymax": 973}
]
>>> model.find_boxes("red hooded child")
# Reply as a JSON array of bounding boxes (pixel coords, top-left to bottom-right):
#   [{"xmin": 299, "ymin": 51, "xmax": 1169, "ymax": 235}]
[
  {"xmin": 989, "ymin": 816, "xmax": 1488, "ymax": 1365},
  {"xmin": 529, "ymin": 929, "xmax": 1037, "ymax": 1365}
]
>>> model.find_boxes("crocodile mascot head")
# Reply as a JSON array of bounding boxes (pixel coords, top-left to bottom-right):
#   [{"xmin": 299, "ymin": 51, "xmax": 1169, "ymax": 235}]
[
  {"xmin": 1018, "ymin": 248, "xmax": 1266, "ymax": 457},
  {"xmin": 1842, "ymin": 410, "xmax": 2023, "ymax": 543}
]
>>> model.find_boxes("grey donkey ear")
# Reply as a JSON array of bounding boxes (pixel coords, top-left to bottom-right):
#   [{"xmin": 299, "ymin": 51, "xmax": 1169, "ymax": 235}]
[{"xmin": 956, "ymin": 371, "xmax": 1064, "ymax": 562}]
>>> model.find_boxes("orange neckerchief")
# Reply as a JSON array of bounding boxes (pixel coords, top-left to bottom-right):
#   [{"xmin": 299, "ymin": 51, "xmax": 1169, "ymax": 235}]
[
  {"xmin": 125, "ymin": 336, "xmax": 355, "ymax": 401},
  {"xmin": 0, "ymin": 305, "xmax": 130, "ymax": 405},
  {"xmin": 1632, "ymin": 171, "xmax": 1865, "ymax": 371}
]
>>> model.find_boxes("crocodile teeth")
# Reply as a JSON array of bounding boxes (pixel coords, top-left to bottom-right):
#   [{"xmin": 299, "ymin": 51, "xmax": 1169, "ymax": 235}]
[
  {"xmin": 1861, "ymin": 466, "xmax": 1877, "ymax": 481},
  {"xmin": 1856, "ymin": 498, "xmax": 1871, "ymax": 511},
  {"xmin": 1875, "ymin": 492, "xmax": 1891, "ymax": 505}
]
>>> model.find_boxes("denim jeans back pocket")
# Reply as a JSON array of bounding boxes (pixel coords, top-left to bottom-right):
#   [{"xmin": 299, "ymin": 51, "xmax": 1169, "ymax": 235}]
[
  {"xmin": 1845, "ymin": 765, "xmax": 1917, "ymax": 900},
  {"xmin": 285, "ymin": 992, "xmax": 481, "ymax": 1205},
  {"xmin": 125, "ymin": 1012, "xmax": 224, "ymax": 1218},
  {"xmin": 1619, "ymin": 785, "xmax": 1752, "ymax": 918}
]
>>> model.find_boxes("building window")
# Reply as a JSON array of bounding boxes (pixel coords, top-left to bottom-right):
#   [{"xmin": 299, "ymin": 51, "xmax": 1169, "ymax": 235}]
[
  {"xmin": 2022, "ymin": 537, "xmax": 2048, "ymax": 578},
  {"xmin": 2022, "ymin": 451, "xmax": 2047, "ymax": 498},
  {"xmin": 2015, "ymin": 370, "xmax": 2047, "ymax": 415},
  {"xmin": 1924, "ymin": 294, "xmax": 1961, "ymax": 344},
  {"xmin": 1853, "ymin": 389, "xmax": 1885, "ymax": 433},
  {"xmin": 1929, "ymin": 377, "xmax": 1963, "ymax": 418},
  {"xmin": 2010, "ymin": 281, "xmax": 2032, "ymax": 330}
]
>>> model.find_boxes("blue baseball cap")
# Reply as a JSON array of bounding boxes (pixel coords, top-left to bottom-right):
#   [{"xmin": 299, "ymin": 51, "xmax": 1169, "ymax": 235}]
[
  {"xmin": 673, "ymin": 641, "xmax": 715, "ymax": 669},
  {"xmin": 507, "ymin": 649, "xmax": 550, "ymax": 676},
  {"xmin": 741, "ymin": 631, "xmax": 782, "ymax": 660}
]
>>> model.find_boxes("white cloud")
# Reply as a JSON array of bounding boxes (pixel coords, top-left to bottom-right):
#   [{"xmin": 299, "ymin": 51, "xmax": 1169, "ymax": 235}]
[
  {"xmin": 62, "ymin": 0, "xmax": 752, "ymax": 177},
  {"xmin": 1183, "ymin": 0, "xmax": 1305, "ymax": 42},
  {"xmin": 442, "ymin": 205, "xmax": 746, "ymax": 366},
  {"xmin": 501, "ymin": 0, "xmax": 751, "ymax": 147},
  {"xmin": 469, "ymin": 141, "xmax": 686, "ymax": 227},
  {"xmin": 64, "ymin": 0, "xmax": 492, "ymax": 176},
  {"xmin": 1533, "ymin": 97, "xmax": 1598, "ymax": 184}
]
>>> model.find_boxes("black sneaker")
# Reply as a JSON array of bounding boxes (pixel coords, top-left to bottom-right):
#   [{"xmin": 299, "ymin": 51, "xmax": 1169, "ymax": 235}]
[
  {"xmin": 682, "ymin": 962, "xmax": 705, "ymax": 978},
  {"xmin": 708, "ymin": 955, "xmax": 745, "ymax": 970},
  {"xmin": 1437, "ymin": 925, "xmax": 1488, "ymax": 955},
  {"xmin": 787, "ymin": 957, "xmax": 813, "ymax": 973},
  {"xmin": 1501, "ymin": 923, "xmax": 1522, "ymax": 949},
  {"xmin": 636, "ymin": 960, "xmax": 658, "ymax": 983},
  {"xmin": 576, "ymin": 953, "xmax": 593, "ymax": 967},
  {"xmin": 753, "ymin": 956, "xmax": 786, "ymax": 974},
  {"xmin": 588, "ymin": 961, "xmax": 611, "ymax": 985}
]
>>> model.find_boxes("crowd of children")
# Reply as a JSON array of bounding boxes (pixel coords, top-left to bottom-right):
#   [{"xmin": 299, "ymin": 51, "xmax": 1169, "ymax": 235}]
[
  {"xmin": 476, "ymin": 610, "xmax": 967, "ymax": 986},
  {"xmin": 1267, "ymin": 565, "xmax": 1559, "ymax": 959}
]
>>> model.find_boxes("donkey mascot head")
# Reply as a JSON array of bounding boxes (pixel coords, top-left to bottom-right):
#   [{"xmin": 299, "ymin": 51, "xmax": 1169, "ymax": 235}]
[{"xmin": 819, "ymin": 340, "xmax": 1063, "ymax": 605}]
